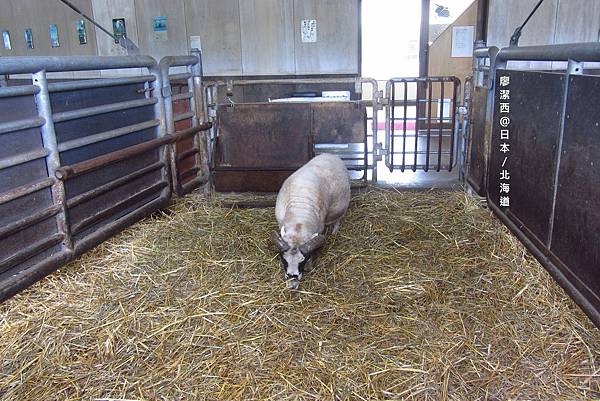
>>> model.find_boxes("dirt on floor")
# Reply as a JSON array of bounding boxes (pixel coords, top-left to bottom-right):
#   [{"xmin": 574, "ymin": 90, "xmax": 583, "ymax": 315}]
[{"xmin": 0, "ymin": 188, "xmax": 598, "ymax": 401}]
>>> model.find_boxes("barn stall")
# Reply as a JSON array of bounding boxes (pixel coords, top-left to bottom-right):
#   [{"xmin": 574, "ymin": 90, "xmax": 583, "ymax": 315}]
[{"xmin": 0, "ymin": 42, "xmax": 599, "ymax": 401}]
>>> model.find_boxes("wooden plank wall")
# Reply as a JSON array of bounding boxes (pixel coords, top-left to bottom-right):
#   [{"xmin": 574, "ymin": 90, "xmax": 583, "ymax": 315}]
[
  {"xmin": 184, "ymin": 0, "xmax": 243, "ymax": 76},
  {"xmin": 428, "ymin": 0, "xmax": 479, "ymax": 83},
  {"xmin": 293, "ymin": 0, "xmax": 360, "ymax": 75},
  {"xmin": 0, "ymin": 0, "xmax": 360, "ymax": 77},
  {"xmin": 487, "ymin": 0, "xmax": 600, "ymax": 70},
  {"xmin": 429, "ymin": 0, "xmax": 600, "ymax": 77},
  {"xmin": 239, "ymin": 0, "xmax": 296, "ymax": 76}
]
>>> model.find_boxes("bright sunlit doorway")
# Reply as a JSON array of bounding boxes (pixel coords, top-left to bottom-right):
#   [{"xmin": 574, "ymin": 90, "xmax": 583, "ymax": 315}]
[{"xmin": 361, "ymin": 0, "xmax": 475, "ymax": 187}]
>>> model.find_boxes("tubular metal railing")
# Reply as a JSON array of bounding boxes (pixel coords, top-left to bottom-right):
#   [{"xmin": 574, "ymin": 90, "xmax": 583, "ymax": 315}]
[
  {"xmin": 384, "ymin": 76, "xmax": 461, "ymax": 173},
  {"xmin": 158, "ymin": 50, "xmax": 210, "ymax": 196},
  {"xmin": 0, "ymin": 53, "xmax": 211, "ymax": 301},
  {"xmin": 203, "ymin": 77, "xmax": 381, "ymax": 182}
]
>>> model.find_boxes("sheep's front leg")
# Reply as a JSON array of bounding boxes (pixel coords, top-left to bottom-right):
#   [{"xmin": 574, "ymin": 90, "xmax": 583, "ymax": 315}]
[
  {"xmin": 331, "ymin": 218, "xmax": 342, "ymax": 235},
  {"xmin": 304, "ymin": 258, "xmax": 314, "ymax": 273}
]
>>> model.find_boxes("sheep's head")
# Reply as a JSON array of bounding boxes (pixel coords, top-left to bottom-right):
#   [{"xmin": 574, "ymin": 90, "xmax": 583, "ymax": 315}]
[{"xmin": 271, "ymin": 227, "xmax": 326, "ymax": 289}]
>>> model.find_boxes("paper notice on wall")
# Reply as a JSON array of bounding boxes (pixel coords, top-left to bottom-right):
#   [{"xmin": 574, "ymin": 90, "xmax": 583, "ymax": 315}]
[
  {"xmin": 190, "ymin": 35, "xmax": 202, "ymax": 51},
  {"xmin": 153, "ymin": 16, "xmax": 168, "ymax": 41},
  {"xmin": 451, "ymin": 26, "xmax": 474, "ymax": 57},
  {"xmin": 301, "ymin": 19, "xmax": 317, "ymax": 43}
]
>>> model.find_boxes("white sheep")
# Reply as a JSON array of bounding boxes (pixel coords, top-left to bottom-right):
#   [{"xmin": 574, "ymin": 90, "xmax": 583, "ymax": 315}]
[{"xmin": 271, "ymin": 153, "xmax": 351, "ymax": 289}]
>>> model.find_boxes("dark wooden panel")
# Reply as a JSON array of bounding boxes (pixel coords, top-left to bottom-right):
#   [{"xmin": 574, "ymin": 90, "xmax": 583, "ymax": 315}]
[
  {"xmin": 214, "ymin": 170, "xmax": 294, "ymax": 192},
  {"xmin": 466, "ymin": 87, "xmax": 488, "ymax": 195},
  {"xmin": 49, "ymin": 83, "xmax": 144, "ymax": 112},
  {"xmin": 53, "ymin": 106, "xmax": 155, "ymax": 144},
  {"xmin": 215, "ymin": 103, "xmax": 311, "ymax": 169},
  {"xmin": 488, "ymin": 70, "xmax": 563, "ymax": 244},
  {"xmin": 241, "ymin": 82, "xmax": 358, "ymax": 103},
  {"xmin": 551, "ymin": 74, "xmax": 600, "ymax": 306},
  {"xmin": 173, "ymin": 98, "xmax": 195, "ymax": 184},
  {"xmin": 312, "ymin": 102, "xmax": 366, "ymax": 144}
]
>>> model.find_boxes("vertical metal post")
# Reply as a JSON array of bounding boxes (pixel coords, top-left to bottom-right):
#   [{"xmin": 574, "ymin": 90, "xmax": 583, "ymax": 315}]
[
  {"xmin": 459, "ymin": 77, "xmax": 472, "ymax": 182},
  {"xmin": 483, "ymin": 51, "xmax": 503, "ymax": 192},
  {"xmin": 419, "ymin": 0, "xmax": 430, "ymax": 79},
  {"xmin": 417, "ymin": 0, "xmax": 431, "ymax": 140},
  {"xmin": 384, "ymin": 80, "xmax": 392, "ymax": 172},
  {"xmin": 425, "ymin": 80, "xmax": 433, "ymax": 172},
  {"xmin": 191, "ymin": 48, "xmax": 210, "ymax": 188},
  {"xmin": 32, "ymin": 70, "xmax": 72, "ymax": 250},
  {"xmin": 366, "ymin": 79, "xmax": 379, "ymax": 183},
  {"xmin": 547, "ymin": 59, "xmax": 582, "ymax": 248},
  {"xmin": 437, "ymin": 82, "xmax": 445, "ymax": 171},
  {"xmin": 475, "ymin": 0, "xmax": 489, "ymax": 42},
  {"xmin": 413, "ymin": 82, "xmax": 419, "ymax": 172},
  {"xmin": 390, "ymin": 82, "xmax": 396, "ymax": 169},
  {"xmin": 449, "ymin": 79, "xmax": 460, "ymax": 171},
  {"xmin": 150, "ymin": 64, "xmax": 171, "ymax": 199},
  {"xmin": 401, "ymin": 81, "xmax": 408, "ymax": 172}
]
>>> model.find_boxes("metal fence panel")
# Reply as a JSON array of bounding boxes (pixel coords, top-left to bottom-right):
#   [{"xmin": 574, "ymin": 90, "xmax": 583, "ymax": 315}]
[
  {"xmin": 550, "ymin": 74, "xmax": 600, "ymax": 313},
  {"xmin": 384, "ymin": 77, "xmax": 460, "ymax": 173},
  {"xmin": 159, "ymin": 51, "xmax": 209, "ymax": 196},
  {"xmin": 482, "ymin": 43, "xmax": 600, "ymax": 328},
  {"xmin": 488, "ymin": 70, "xmax": 563, "ymax": 244},
  {"xmin": 0, "ymin": 55, "xmax": 176, "ymax": 301}
]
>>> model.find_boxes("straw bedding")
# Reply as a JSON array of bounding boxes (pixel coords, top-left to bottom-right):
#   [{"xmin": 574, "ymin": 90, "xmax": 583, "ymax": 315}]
[{"xmin": 1, "ymin": 188, "xmax": 599, "ymax": 401}]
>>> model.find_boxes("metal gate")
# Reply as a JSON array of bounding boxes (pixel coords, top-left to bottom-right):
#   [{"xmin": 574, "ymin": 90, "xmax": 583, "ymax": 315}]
[
  {"xmin": 383, "ymin": 77, "xmax": 461, "ymax": 173},
  {"xmin": 158, "ymin": 50, "xmax": 209, "ymax": 196},
  {"xmin": 203, "ymin": 76, "xmax": 464, "ymax": 188},
  {"xmin": 204, "ymin": 77, "xmax": 378, "ymax": 191},
  {"xmin": 0, "ymin": 54, "xmax": 211, "ymax": 301},
  {"xmin": 466, "ymin": 41, "xmax": 600, "ymax": 328}
]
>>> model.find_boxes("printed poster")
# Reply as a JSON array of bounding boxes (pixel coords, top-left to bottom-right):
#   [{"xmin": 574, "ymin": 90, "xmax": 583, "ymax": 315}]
[
  {"xmin": 301, "ymin": 19, "xmax": 317, "ymax": 43},
  {"xmin": 153, "ymin": 16, "xmax": 168, "ymax": 41}
]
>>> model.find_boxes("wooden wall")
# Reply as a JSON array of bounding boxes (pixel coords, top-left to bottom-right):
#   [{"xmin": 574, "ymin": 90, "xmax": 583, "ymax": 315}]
[
  {"xmin": 487, "ymin": 0, "xmax": 600, "ymax": 70},
  {"xmin": 184, "ymin": 0, "xmax": 242, "ymax": 76},
  {"xmin": 427, "ymin": 0, "xmax": 600, "ymax": 78},
  {"xmin": 0, "ymin": 0, "xmax": 99, "ymax": 58},
  {"xmin": 239, "ymin": 0, "xmax": 296, "ymax": 76},
  {"xmin": 0, "ymin": 0, "xmax": 360, "ymax": 77},
  {"xmin": 293, "ymin": 0, "xmax": 360, "ymax": 75},
  {"xmin": 428, "ymin": 0, "xmax": 479, "ymax": 83}
]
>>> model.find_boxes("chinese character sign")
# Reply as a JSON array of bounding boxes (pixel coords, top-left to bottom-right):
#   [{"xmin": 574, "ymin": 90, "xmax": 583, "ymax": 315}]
[{"xmin": 498, "ymin": 75, "xmax": 511, "ymax": 208}]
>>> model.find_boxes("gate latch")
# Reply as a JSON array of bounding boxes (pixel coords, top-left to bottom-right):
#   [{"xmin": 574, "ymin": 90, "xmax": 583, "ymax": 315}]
[{"xmin": 373, "ymin": 143, "xmax": 386, "ymax": 160}]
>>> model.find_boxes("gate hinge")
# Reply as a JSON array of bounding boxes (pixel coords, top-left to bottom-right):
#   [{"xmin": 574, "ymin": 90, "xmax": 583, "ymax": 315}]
[
  {"xmin": 373, "ymin": 90, "xmax": 388, "ymax": 110},
  {"xmin": 373, "ymin": 142, "xmax": 386, "ymax": 160}
]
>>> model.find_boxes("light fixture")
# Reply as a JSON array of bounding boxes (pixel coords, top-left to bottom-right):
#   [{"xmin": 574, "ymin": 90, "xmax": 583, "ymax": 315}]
[{"xmin": 434, "ymin": 4, "xmax": 450, "ymax": 18}]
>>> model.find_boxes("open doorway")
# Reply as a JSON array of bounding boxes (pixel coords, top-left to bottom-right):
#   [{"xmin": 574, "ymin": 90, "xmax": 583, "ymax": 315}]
[{"xmin": 361, "ymin": 0, "xmax": 476, "ymax": 188}]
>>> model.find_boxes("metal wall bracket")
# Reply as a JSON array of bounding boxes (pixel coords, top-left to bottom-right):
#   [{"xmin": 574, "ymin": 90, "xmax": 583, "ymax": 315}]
[
  {"xmin": 161, "ymin": 85, "xmax": 171, "ymax": 98},
  {"xmin": 354, "ymin": 79, "xmax": 363, "ymax": 94}
]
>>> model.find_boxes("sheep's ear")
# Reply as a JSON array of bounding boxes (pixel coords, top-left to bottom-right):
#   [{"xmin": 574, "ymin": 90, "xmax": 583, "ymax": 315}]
[
  {"xmin": 299, "ymin": 234, "xmax": 326, "ymax": 255},
  {"xmin": 271, "ymin": 231, "xmax": 290, "ymax": 252},
  {"xmin": 280, "ymin": 226, "xmax": 286, "ymax": 237}
]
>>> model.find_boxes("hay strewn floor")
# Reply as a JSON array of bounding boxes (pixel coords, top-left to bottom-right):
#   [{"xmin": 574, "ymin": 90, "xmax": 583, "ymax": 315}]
[{"xmin": 1, "ymin": 189, "xmax": 599, "ymax": 400}]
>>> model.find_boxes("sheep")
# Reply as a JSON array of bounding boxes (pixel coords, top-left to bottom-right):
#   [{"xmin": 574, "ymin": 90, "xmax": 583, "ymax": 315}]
[{"xmin": 271, "ymin": 153, "xmax": 351, "ymax": 289}]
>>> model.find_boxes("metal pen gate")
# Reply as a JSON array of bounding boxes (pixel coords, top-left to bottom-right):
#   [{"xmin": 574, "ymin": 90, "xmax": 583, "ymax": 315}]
[
  {"xmin": 204, "ymin": 77, "xmax": 379, "ymax": 190},
  {"xmin": 203, "ymin": 75, "xmax": 465, "ymax": 189},
  {"xmin": 0, "ymin": 54, "xmax": 210, "ymax": 301},
  {"xmin": 464, "ymin": 41, "xmax": 600, "ymax": 329},
  {"xmin": 382, "ymin": 77, "xmax": 462, "ymax": 174},
  {"xmin": 159, "ymin": 50, "xmax": 210, "ymax": 196}
]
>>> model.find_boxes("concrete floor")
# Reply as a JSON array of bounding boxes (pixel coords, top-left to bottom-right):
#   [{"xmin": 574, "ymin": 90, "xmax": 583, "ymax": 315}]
[{"xmin": 374, "ymin": 164, "xmax": 461, "ymax": 190}]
